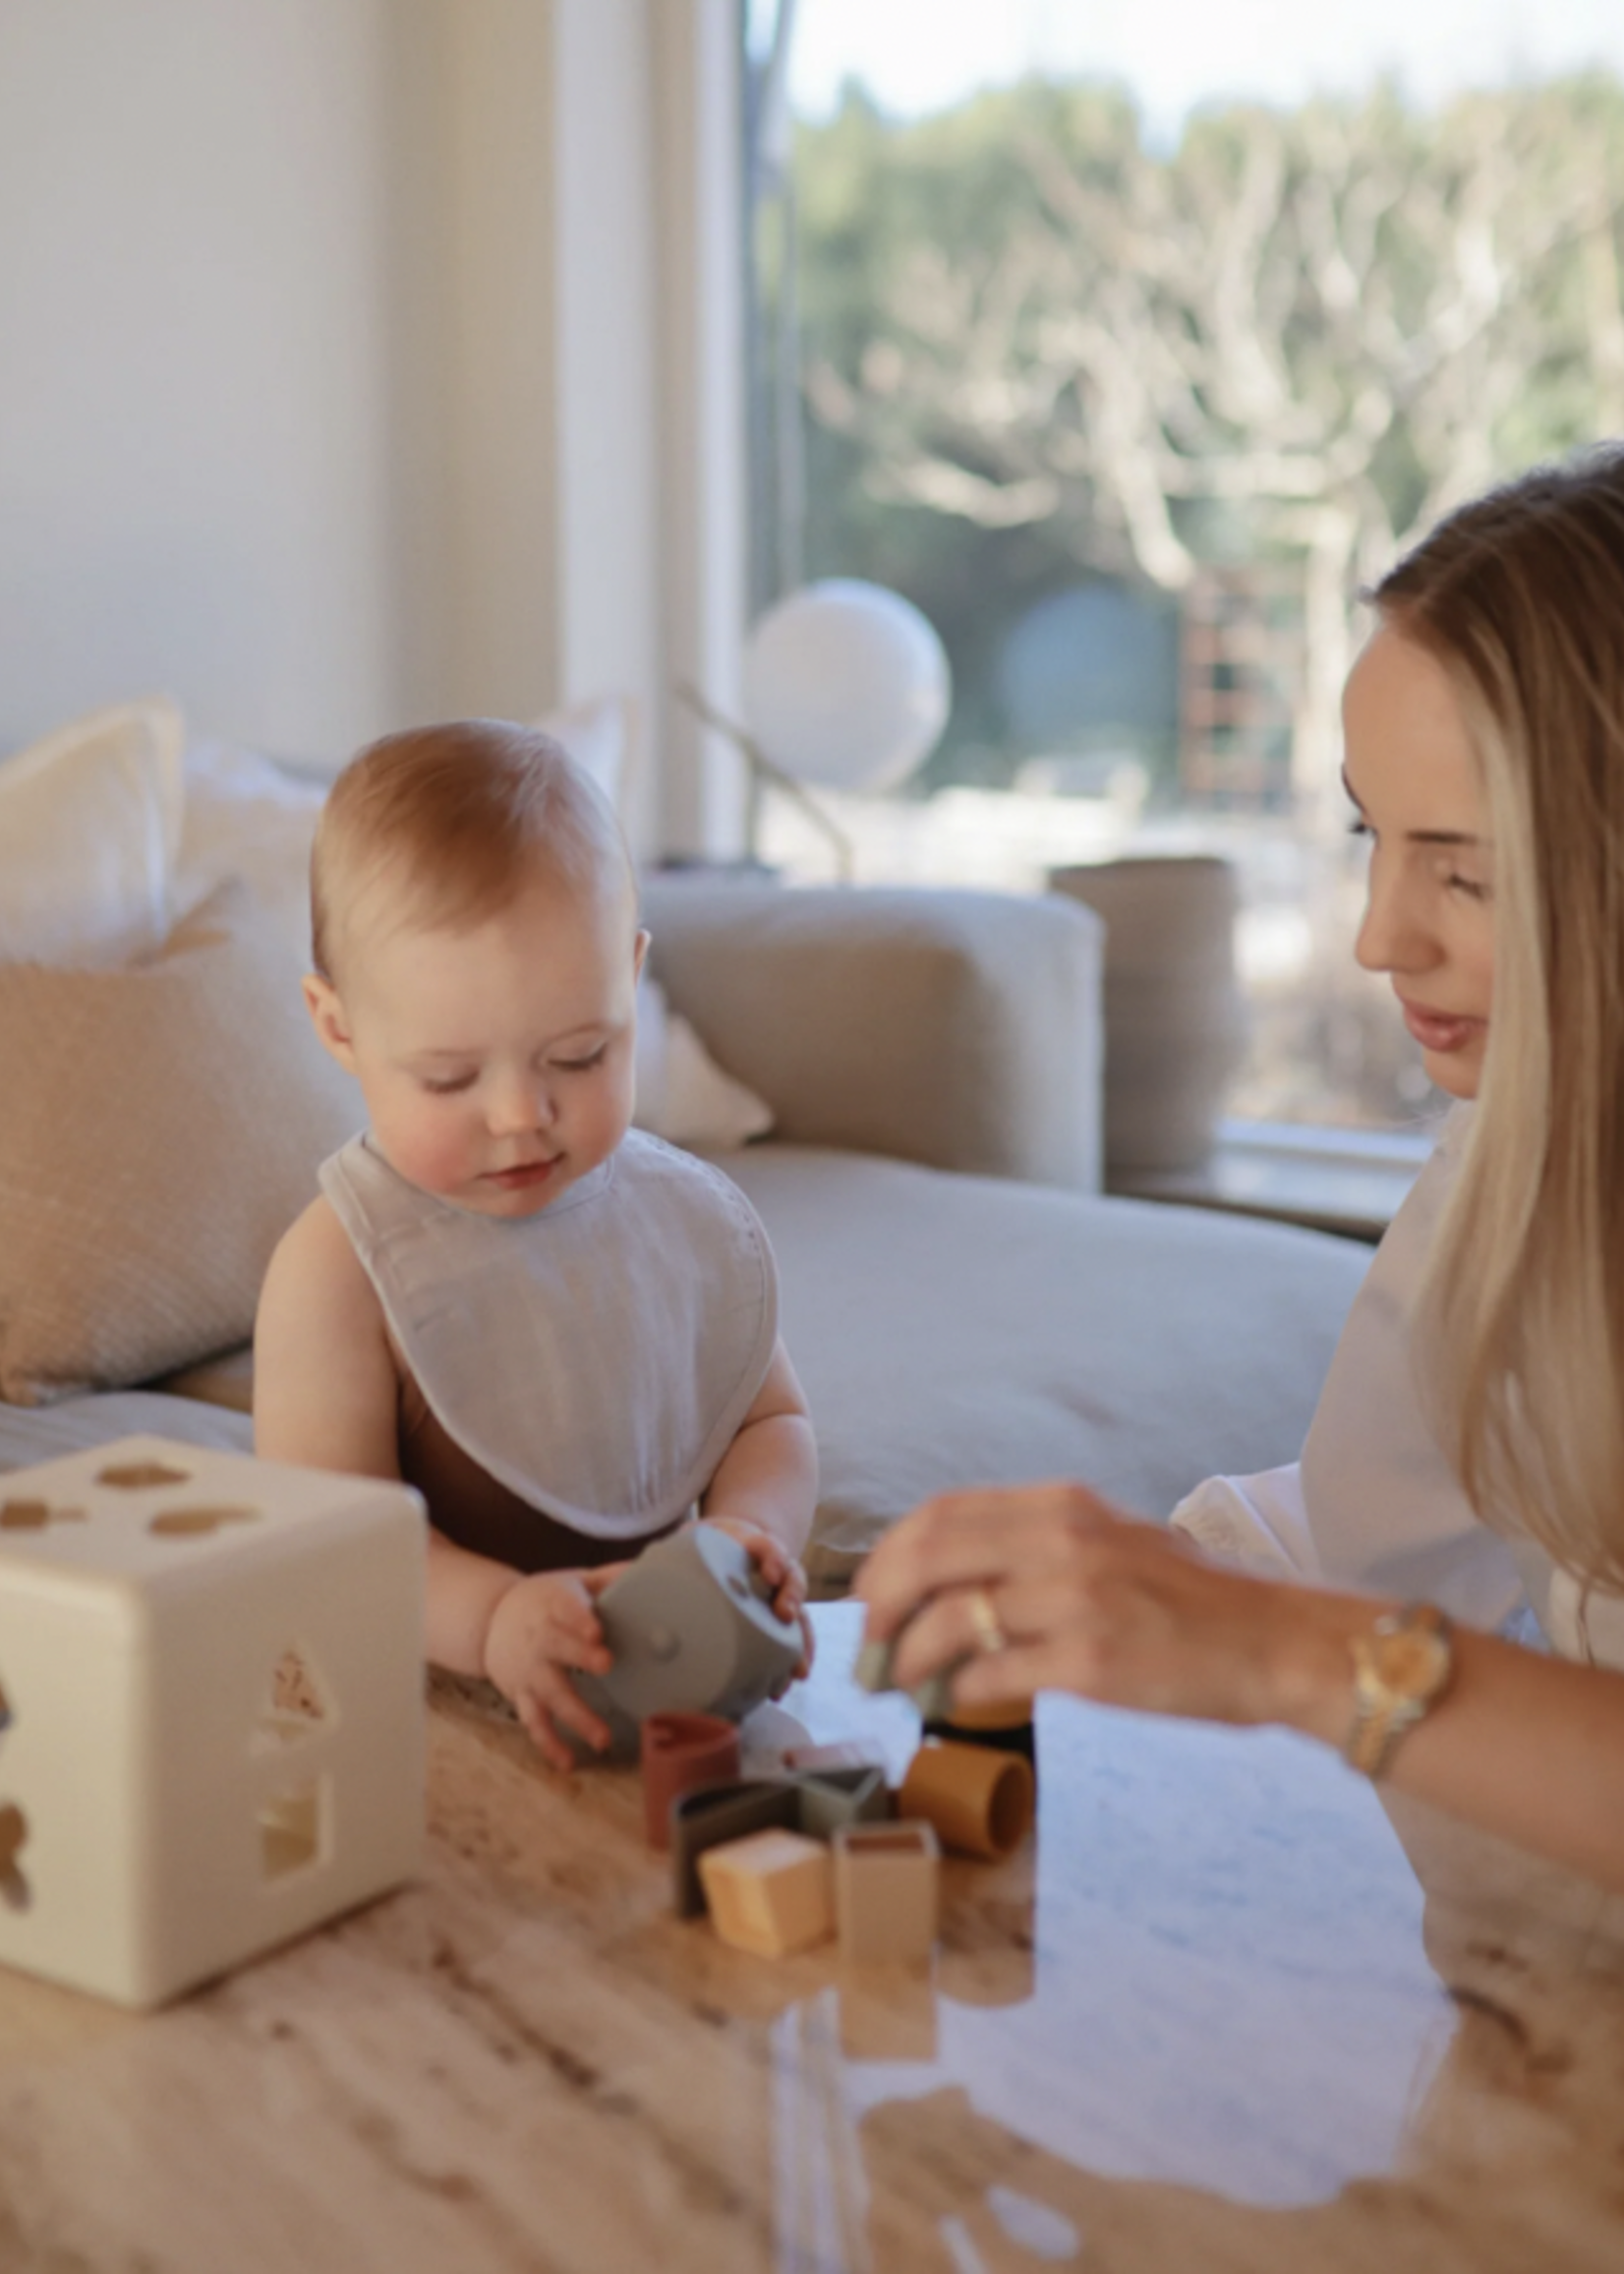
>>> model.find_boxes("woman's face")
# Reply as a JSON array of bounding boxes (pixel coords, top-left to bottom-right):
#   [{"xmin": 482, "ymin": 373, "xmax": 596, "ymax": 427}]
[{"xmin": 1343, "ymin": 623, "xmax": 1495, "ymax": 1102}]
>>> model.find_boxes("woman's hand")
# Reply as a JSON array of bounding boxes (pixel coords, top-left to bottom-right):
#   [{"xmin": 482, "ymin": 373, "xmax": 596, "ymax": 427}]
[
  {"xmin": 856, "ymin": 1482, "xmax": 1334, "ymax": 1732},
  {"xmin": 482, "ymin": 1565, "xmax": 629, "ymax": 1769}
]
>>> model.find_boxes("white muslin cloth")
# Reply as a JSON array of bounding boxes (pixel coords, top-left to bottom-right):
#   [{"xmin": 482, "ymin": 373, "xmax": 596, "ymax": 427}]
[
  {"xmin": 320, "ymin": 1127, "xmax": 778, "ymax": 1540},
  {"xmin": 1171, "ymin": 1107, "xmax": 1624, "ymax": 1667}
]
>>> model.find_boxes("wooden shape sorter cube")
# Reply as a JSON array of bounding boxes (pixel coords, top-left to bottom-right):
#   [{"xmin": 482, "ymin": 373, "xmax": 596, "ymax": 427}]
[
  {"xmin": 0, "ymin": 1434, "xmax": 427, "ymax": 2008},
  {"xmin": 697, "ymin": 1828, "xmax": 834, "ymax": 1957},
  {"xmin": 833, "ymin": 1821, "xmax": 940, "ymax": 1965}
]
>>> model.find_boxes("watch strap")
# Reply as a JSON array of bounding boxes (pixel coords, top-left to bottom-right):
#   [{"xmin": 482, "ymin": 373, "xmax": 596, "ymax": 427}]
[{"xmin": 1343, "ymin": 1602, "xmax": 1454, "ymax": 1781}]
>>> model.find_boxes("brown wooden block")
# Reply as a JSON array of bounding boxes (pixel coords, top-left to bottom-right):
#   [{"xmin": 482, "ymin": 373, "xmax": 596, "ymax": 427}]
[
  {"xmin": 898, "ymin": 1739, "xmax": 1034, "ymax": 1859},
  {"xmin": 639, "ymin": 1711, "xmax": 741, "ymax": 1851}
]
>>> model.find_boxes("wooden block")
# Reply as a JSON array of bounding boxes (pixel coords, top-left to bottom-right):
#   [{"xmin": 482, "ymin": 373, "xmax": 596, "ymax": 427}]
[
  {"xmin": 639, "ymin": 1711, "xmax": 740, "ymax": 1851},
  {"xmin": 834, "ymin": 1820, "xmax": 940, "ymax": 1964},
  {"xmin": 697, "ymin": 1829, "xmax": 835, "ymax": 1957},
  {"xmin": 0, "ymin": 1433, "xmax": 425, "ymax": 2008},
  {"xmin": 850, "ymin": 1632, "xmax": 962, "ymax": 1721},
  {"xmin": 669, "ymin": 1779, "xmax": 801, "ymax": 1917},
  {"xmin": 898, "ymin": 1739, "xmax": 1034, "ymax": 1859},
  {"xmin": 794, "ymin": 1764, "xmax": 892, "ymax": 1841},
  {"xmin": 778, "ymin": 1740, "xmax": 886, "ymax": 1776}
]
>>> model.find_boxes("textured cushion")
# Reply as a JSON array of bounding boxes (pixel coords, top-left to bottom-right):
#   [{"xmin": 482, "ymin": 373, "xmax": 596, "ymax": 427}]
[
  {"xmin": 716, "ymin": 1146, "xmax": 1370, "ymax": 1590},
  {"xmin": 0, "ymin": 697, "xmax": 184, "ymax": 966},
  {"xmin": 642, "ymin": 877, "xmax": 1104, "ymax": 1190},
  {"xmin": 0, "ymin": 882, "xmax": 364, "ymax": 1405},
  {"xmin": 633, "ymin": 974, "xmax": 772, "ymax": 1148},
  {"xmin": 176, "ymin": 735, "xmax": 327, "ymax": 969},
  {"xmin": 0, "ymin": 1390, "xmax": 252, "ymax": 1473}
]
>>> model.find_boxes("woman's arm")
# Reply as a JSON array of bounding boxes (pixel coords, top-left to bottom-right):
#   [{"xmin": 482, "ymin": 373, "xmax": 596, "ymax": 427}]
[{"xmin": 856, "ymin": 1482, "xmax": 1624, "ymax": 1895}]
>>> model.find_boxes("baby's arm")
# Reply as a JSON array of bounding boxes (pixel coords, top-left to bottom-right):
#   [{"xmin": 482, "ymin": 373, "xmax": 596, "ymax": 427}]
[
  {"xmin": 255, "ymin": 1195, "xmax": 403, "ymax": 1478},
  {"xmin": 701, "ymin": 1338, "xmax": 818, "ymax": 1637},
  {"xmin": 255, "ymin": 1200, "xmax": 617, "ymax": 1766}
]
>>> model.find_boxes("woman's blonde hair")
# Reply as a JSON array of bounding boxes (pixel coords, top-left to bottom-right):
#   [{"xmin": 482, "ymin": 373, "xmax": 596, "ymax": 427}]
[
  {"xmin": 311, "ymin": 719, "xmax": 631, "ymax": 986},
  {"xmin": 1374, "ymin": 447, "xmax": 1624, "ymax": 1587}
]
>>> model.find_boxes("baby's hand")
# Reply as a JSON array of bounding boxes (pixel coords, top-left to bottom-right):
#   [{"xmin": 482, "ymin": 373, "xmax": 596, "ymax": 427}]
[
  {"xmin": 702, "ymin": 1517, "xmax": 815, "ymax": 1683},
  {"xmin": 482, "ymin": 1566, "xmax": 627, "ymax": 1771}
]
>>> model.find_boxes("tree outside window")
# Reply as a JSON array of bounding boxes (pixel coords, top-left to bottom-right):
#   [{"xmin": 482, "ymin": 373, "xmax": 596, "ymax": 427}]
[{"xmin": 744, "ymin": 4, "xmax": 1624, "ymax": 1129}]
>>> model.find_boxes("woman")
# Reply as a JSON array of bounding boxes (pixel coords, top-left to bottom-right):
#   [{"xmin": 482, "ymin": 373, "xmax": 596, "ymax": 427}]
[{"xmin": 857, "ymin": 449, "xmax": 1624, "ymax": 1893}]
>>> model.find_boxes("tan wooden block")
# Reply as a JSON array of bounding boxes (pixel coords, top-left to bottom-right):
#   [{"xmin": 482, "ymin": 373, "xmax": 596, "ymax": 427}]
[
  {"xmin": 834, "ymin": 1819, "xmax": 940, "ymax": 1964},
  {"xmin": 696, "ymin": 1828, "xmax": 834, "ymax": 1956}
]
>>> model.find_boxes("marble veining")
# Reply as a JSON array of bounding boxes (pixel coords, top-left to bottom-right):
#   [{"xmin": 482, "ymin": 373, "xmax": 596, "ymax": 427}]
[{"xmin": 0, "ymin": 1603, "xmax": 1622, "ymax": 2270}]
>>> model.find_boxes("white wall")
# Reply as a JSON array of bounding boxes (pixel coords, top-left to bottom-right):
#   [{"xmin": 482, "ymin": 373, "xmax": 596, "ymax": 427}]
[
  {"xmin": 652, "ymin": 0, "xmax": 751, "ymax": 857},
  {"xmin": 0, "ymin": 0, "xmax": 397, "ymax": 759},
  {"xmin": 411, "ymin": 0, "xmax": 747, "ymax": 855},
  {"xmin": 387, "ymin": 0, "xmax": 563, "ymax": 733},
  {"xmin": 0, "ymin": 0, "xmax": 747, "ymax": 850}
]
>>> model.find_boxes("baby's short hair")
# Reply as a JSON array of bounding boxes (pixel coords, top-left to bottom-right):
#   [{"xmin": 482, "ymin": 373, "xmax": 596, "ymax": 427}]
[{"xmin": 311, "ymin": 719, "xmax": 631, "ymax": 983}]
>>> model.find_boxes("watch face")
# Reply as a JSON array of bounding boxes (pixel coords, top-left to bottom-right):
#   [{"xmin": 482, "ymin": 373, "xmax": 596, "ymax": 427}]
[{"xmin": 1375, "ymin": 1626, "xmax": 1451, "ymax": 1699}]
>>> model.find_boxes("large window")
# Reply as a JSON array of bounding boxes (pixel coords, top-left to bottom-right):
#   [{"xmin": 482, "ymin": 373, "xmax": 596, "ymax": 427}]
[{"xmin": 743, "ymin": 0, "xmax": 1624, "ymax": 1131}]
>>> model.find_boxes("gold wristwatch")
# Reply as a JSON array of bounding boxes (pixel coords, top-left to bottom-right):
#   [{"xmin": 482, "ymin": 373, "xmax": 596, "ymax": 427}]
[{"xmin": 1343, "ymin": 1602, "xmax": 1455, "ymax": 1780}]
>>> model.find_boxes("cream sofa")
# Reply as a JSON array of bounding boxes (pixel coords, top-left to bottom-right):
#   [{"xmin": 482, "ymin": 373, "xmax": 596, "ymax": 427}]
[{"xmin": 0, "ymin": 864, "xmax": 1370, "ymax": 1592}]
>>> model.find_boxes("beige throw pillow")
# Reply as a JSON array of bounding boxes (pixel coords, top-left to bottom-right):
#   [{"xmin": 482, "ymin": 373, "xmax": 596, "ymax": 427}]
[
  {"xmin": 0, "ymin": 697, "xmax": 184, "ymax": 966},
  {"xmin": 0, "ymin": 882, "xmax": 363, "ymax": 1405}
]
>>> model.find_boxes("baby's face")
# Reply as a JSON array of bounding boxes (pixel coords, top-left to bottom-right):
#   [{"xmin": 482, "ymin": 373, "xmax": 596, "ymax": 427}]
[{"xmin": 309, "ymin": 867, "xmax": 647, "ymax": 1217}]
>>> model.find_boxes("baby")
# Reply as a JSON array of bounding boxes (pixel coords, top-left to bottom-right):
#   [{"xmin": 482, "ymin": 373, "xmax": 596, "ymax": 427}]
[{"xmin": 254, "ymin": 719, "xmax": 818, "ymax": 1766}]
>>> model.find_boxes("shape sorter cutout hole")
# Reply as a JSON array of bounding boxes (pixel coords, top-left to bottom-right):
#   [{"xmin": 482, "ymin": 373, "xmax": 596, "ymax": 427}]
[
  {"xmin": 148, "ymin": 1504, "xmax": 261, "ymax": 1540},
  {"xmin": 0, "ymin": 1499, "xmax": 86, "ymax": 1532},
  {"xmin": 253, "ymin": 1650, "xmax": 335, "ymax": 1754},
  {"xmin": 259, "ymin": 1780, "xmax": 328, "ymax": 1882},
  {"xmin": 97, "ymin": 1460, "xmax": 192, "ymax": 1489},
  {"xmin": 0, "ymin": 1802, "xmax": 30, "ymax": 1911}
]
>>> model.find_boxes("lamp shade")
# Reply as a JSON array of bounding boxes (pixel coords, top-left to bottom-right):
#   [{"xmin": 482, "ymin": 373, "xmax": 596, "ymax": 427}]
[{"xmin": 742, "ymin": 579, "xmax": 951, "ymax": 791}]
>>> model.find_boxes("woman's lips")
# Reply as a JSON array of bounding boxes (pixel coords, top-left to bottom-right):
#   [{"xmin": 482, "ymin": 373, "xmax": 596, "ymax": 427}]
[{"xmin": 1400, "ymin": 1000, "xmax": 1483, "ymax": 1055}]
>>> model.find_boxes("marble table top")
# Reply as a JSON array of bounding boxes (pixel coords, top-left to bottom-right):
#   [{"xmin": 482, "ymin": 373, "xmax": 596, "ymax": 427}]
[{"xmin": 2, "ymin": 1602, "xmax": 1623, "ymax": 2271}]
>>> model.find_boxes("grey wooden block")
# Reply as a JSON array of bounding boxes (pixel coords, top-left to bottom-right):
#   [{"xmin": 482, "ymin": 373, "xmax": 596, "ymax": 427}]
[
  {"xmin": 570, "ymin": 1525, "xmax": 803, "ymax": 1763},
  {"xmin": 670, "ymin": 1780, "xmax": 801, "ymax": 1917},
  {"xmin": 849, "ymin": 1630, "xmax": 962, "ymax": 1725},
  {"xmin": 794, "ymin": 1765, "xmax": 892, "ymax": 1840}
]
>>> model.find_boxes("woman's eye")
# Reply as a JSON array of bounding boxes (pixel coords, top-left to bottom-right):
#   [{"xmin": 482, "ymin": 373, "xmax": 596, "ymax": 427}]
[
  {"xmin": 1347, "ymin": 816, "xmax": 1372, "ymax": 841},
  {"xmin": 1447, "ymin": 873, "xmax": 1490, "ymax": 901}
]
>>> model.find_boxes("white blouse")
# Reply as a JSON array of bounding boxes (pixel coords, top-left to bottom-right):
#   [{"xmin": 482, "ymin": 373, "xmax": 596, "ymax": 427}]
[{"xmin": 1171, "ymin": 1109, "xmax": 1624, "ymax": 1668}]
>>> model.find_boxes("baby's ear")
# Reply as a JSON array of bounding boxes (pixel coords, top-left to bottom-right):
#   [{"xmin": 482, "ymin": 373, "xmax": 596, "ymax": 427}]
[{"xmin": 302, "ymin": 973, "xmax": 358, "ymax": 1075}]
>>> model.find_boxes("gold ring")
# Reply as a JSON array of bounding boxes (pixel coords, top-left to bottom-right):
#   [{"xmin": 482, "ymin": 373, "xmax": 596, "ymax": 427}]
[{"xmin": 968, "ymin": 1585, "xmax": 1007, "ymax": 1656}]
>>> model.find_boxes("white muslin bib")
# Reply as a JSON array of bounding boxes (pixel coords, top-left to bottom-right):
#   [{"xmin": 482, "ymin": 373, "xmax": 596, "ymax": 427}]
[
  {"xmin": 1172, "ymin": 1106, "xmax": 1624, "ymax": 1665},
  {"xmin": 319, "ymin": 1127, "xmax": 779, "ymax": 1541}
]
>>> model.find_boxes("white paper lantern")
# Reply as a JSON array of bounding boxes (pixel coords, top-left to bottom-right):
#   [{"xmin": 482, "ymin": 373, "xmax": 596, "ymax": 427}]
[{"xmin": 743, "ymin": 579, "xmax": 951, "ymax": 792}]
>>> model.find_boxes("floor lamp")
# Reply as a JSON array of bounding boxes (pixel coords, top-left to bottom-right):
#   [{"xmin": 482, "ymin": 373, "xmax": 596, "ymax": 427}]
[{"xmin": 679, "ymin": 579, "xmax": 951, "ymax": 883}]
